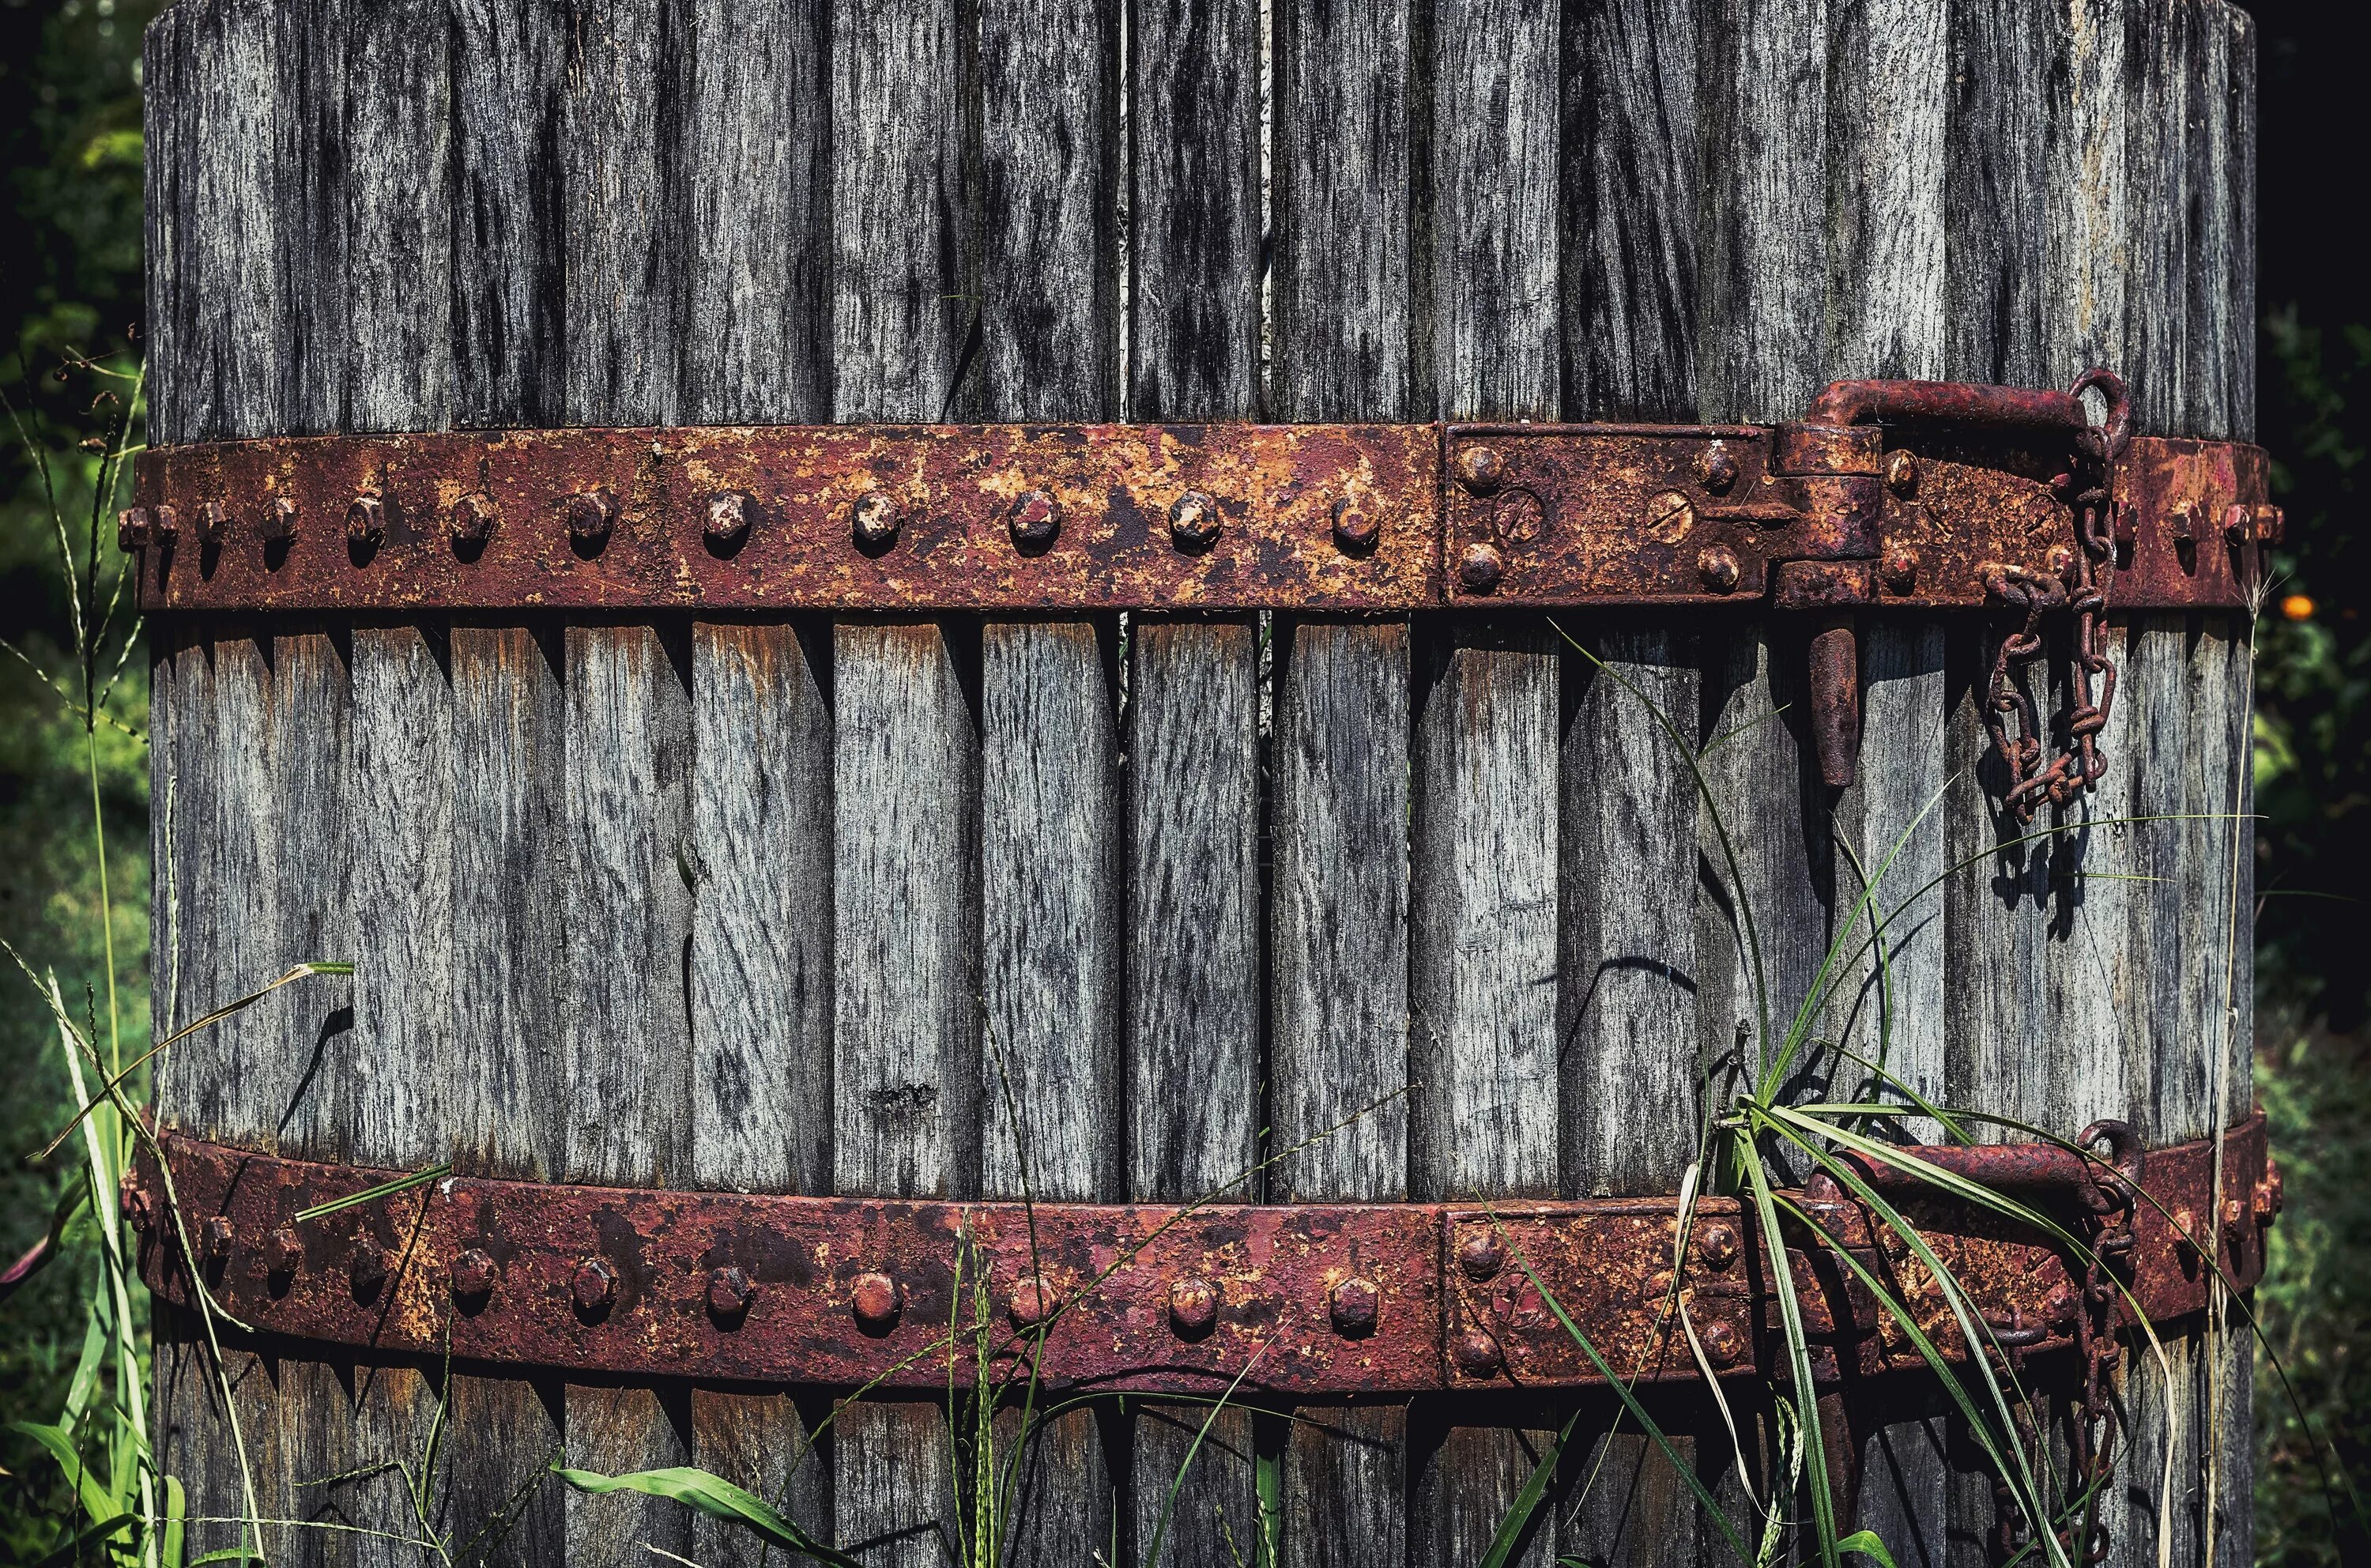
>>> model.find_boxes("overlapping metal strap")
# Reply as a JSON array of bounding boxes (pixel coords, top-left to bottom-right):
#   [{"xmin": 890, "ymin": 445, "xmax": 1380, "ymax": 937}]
[{"xmin": 129, "ymin": 1114, "xmax": 2273, "ymax": 1396}]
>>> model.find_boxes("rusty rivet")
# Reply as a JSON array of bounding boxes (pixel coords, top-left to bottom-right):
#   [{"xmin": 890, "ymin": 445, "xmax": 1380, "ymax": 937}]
[
  {"xmin": 1331, "ymin": 497, "xmax": 1378, "ymax": 552},
  {"xmin": 1450, "ymin": 1329, "xmax": 1503, "ymax": 1378},
  {"xmin": 1008, "ymin": 489, "xmax": 1060, "ymax": 550},
  {"xmin": 1881, "ymin": 548, "xmax": 1919, "ymax": 594},
  {"xmin": 2169, "ymin": 504, "xmax": 2198, "ymax": 544},
  {"xmin": 1698, "ymin": 1223, "xmax": 1740, "ymax": 1271},
  {"xmin": 705, "ymin": 491, "xmax": 752, "ymax": 545},
  {"xmin": 566, "ymin": 490, "xmax": 616, "ymax": 546},
  {"xmin": 2045, "ymin": 1285, "xmax": 2079, "ymax": 1328},
  {"xmin": 350, "ymin": 1245, "xmax": 392, "ymax": 1297},
  {"xmin": 196, "ymin": 501, "xmax": 229, "ymax": 544},
  {"xmin": 571, "ymin": 1257, "xmax": 616, "ymax": 1314},
  {"xmin": 346, "ymin": 493, "xmax": 386, "ymax": 547},
  {"xmin": 1695, "ymin": 442, "xmax": 1740, "ymax": 495},
  {"xmin": 1167, "ymin": 1276, "xmax": 1218, "ymax": 1339},
  {"xmin": 263, "ymin": 496, "xmax": 300, "ymax": 545},
  {"xmin": 1643, "ymin": 489, "xmax": 1695, "ymax": 545},
  {"xmin": 1458, "ymin": 542, "xmax": 1504, "ymax": 594},
  {"xmin": 1329, "ymin": 1276, "xmax": 1381, "ymax": 1338},
  {"xmin": 1883, "ymin": 450, "xmax": 1921, "ymax": 499},
  {"xmin": 119, "ymin": 1177, "xmax": 152, "ymax": 1233},
  {"xmin": 266, "ymin": 1226, "xmax": 303, "ymax": 1276},
  {"xmin": 2222, "ymin": 1196, "xmax": 2247, "ymax": 1234},
  {"xmin": 850, "ymin": 492, "xmax": 900, "ymax": 547},
  {"xmin": 1168, "ymin": 491, "xmax": 1220, "ymax": 548},
  {"xmin": 115, "ymin": 507, "xmax": 151, "ymax": 551},
  {"xmin": 707, "ymin": 1265, "xmax": 754, "ymax": 1320},
  {"xmin": 1697, "ymin": 546, "xmax": 1740, "ymax": 594},
  {"xmin": 1453, "ymin": 445, "xmax": 1506, "ymax": 495},
  {"xmin": 449, "ymin": 492, "xmax": 498, "ymax": 548},
  {"xmin": 202, "ymin": 1216, "xmax": 236, "ymax": 1263},
  {"xmin": 2172, "ymin": 1208, "xmax": 2200, "ymax": 1259},
  {"xmin": 2223, "ymin": 503, "xmax": 2252, "ymax": 545},
  {"xmin": 2047, "ymin": 544, "xmax": 2076, "ymax": 578},
  {"xmin": 1698, "ymin": 1318, "xmax": 1743, "ymax": 1369},
  {"xmin": 1008, "ymin": 1274, "xmax": 1056, "ymax": 1329},
  {"xmin": 150, "ymin": 504, "xmax": 180, "ymax": 545},
  {"xmin": 452, "ymin": 1248, "xmax": 497, "ymax": 1299},
  {"xmin": 850, "ymin": 1270, "xmax": 903, "ymax": 1334},
  {"xmin": 1458, "ymin": 1230, "xmax": 1506, "ymax": 1282}
]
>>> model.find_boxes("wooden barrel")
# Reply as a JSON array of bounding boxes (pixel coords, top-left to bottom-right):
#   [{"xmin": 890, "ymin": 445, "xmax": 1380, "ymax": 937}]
[{"xmin": 141, "ymin": 1, "xmax": 2260, "ymax": 1563}]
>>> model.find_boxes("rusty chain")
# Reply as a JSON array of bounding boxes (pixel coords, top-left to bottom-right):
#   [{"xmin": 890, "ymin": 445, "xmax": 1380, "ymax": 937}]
[{"xmin": 1982, "ymin": 368, "xmax": 2132, "ymax": 824}]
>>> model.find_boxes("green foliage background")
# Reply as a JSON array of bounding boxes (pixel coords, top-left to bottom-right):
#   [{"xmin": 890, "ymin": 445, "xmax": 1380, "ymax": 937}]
[{"xmin": 0, "ymin": 0, "xmax": 2363, "ymax": 1562}]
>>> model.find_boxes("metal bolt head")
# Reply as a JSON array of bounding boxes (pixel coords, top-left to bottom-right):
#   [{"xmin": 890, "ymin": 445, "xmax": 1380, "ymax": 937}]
[
  {"xmin": 1457, "ymin": 1230, "xmax": 1506, "ymax": 1282},
  {"xmin": 2257, "ymin": 503, "xmax": 2286, "ymax": 545},
  {"xmin": 851, "ymin": 492, "xmax": 900, "ymax": 548},
  {"xmin": 1881, "ymin": 548, "xmax": 1918, "ymax": 594},
  {"xmin": 346, "ymin": 493, "xmax": 386, "ymax": 547},
  {"xmin": 1698, "ymin": 1223, "xmax": 1740, "ymax": 1271},
  {"xmin": 566, "ymin": 490, "xmax": 616, "ymax": 546},
  {"xmin": 2221, "ymin": 1197, "xmax": 2246, "ymax": 1237},
  {"xmin": 707, "ymin": 1265, "xmax": 754, "ymax": 1320},
  {"xmin": 196, "ymin": 501, "xmax": 229, "ymax": 544},
  {"xmin": 262, "ymin": 496, "xmax": 300, "ymax": 545},
  {"xmin": 1453, "ymin": 445, "xmax": 1506, "ymax": 495},
  {"xmin": 1695, "ymin": 442, "xmax": 1740, "ymax": 495},
  {"xmin": 449, "ymin": 492, "xmax": 498, "ymax": 548},
  {"xmin": 2264, "ymin": 1161, "xmax": 2286, "ymax": 1219},
  {"xmin": 349, "ymin": 1245, "xmax": 392, "ymax": 1297},
  {"xmin": 116, "ymin": 507, "xmax": 151, "ymax": 551},
  {"xmin": 1696, "ymin": 546, "xmax": 1741, "ymax": 594},
  {"xmin": 2045, "ymin": 1285, "xmax": 2079, "ymax": 1327},
  {"xmin": 571, "ymin": 1257, "xmax": 616, "ymax": 1314},
  {"xmin": 2046, "ymin": 544, "xmax": 2076, "ymax": 579},
  {"xmin": 1331, "ymin": 497, "xmax": 1378, "ymax": 552},
  {"xmin": 452, "ymin": 1248, "xmax": 498, "ymax": 1300},
  {"xmin": 151, "ymin": 504, "xmax": 181, "ymax": 546},
  {"xmin": 1643, "ymin": 489, "xmax": 1695, "ymax": 545},
  {"xmin": 1167, "ymin": 1276, "xmax": 1218, "ymax": 1340},
  {"xmin": 266, "ymin": 1226, "xmax": 303, "ymax": 1276},
  {"xmin": 1883, "ymin": 450, "xmax": 1921, "ymax": 499},
  {"xmin": 2169, "ymin": 504, "xmax": 2199, "ymax": 544},
  {"xmin": 850, "ymin": 1270, "xmax": 903, "ymax": 1334},
  {"xmin": 1008, "ymin": 490, "xmax": 1060, "ymax": 550},
  {"xmin": 1008, "ymin": 1274, "xmax": 1056, "ymax": 1329},
  {"xmin": 1698, "ymin": 1318, "xmax": 1743, "ymax": 1369},
  {"xmin": 2172, "ymin": 1208, "xmax": 2201, "ymax": 1259},
  {"xmin": 1457, "ymin": 542, "xmax": 1505, "ymax": 594},
  {"xmin": 705, "ymin": 491, "xmax": 752, "ymax": 545},
  {"xmin": 1450, "ymin": 1329, "xmax": 1503, "ymax": 1378},
  {"xmin": 118, "ymin": 1177, "xmax": 152, "ymax": 1233},
  {"xmin": 1328, "ymin": 1276, "xmax": 1381, "ymax": 1338},
  {"xmin": 202, "ymin": 1216, "xmax": 236, "ymax": 1263},
  {"xmin": 1168, "ymin": 490, "xmax": 1220, "ymax": 548},
  {"xmin": 2223, "ymin": 503, "xmax": 2253, "ymax": 545}
]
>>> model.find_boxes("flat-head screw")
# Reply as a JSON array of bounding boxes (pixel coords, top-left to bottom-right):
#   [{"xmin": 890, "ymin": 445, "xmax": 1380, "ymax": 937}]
[
  {"xmin": 566, "ymin": 490, "xmax": 616, "ymax": 547},
  {"xmin": 850, "ymin": 1270, "xmax": 903, "ymax": 1334},
  {"xmin": 1329, "ymin": 1276, "xmax": 1381, "ymax": 1338},
  {"xmin": 1696, "ymin": 443, "xmax": 1740, "ymax": 495},
  {"xmin": 1458, "ymin": 542, "xmax": 1504, "ymax": 594},
  {"xmin": 262, "ymin": 496, "xmax": 300, "ymax": 545},
  {"xmin": 451, "ymin": 1248, "xmax": 498, "ymax": 1300},
  {"xmin": 346, "ymin": 493, "xmax": 385, "ymax": 547},
  {"xmin": 707, "ymin": 1265, "xmax": 754, "ymax": 1320},
  {"xmin": 1451, "ymin": 1329, "xmax": 1503, "ymax": 1378},
  {"xmin": 1698, "ymin": 1223, "xmax": 1740, "ymax": 1271},
  {"xmin": 705, "ymin": 491, "xmax": 752, "ymax": 546},
  {"xmin": 1643, "ymin": 490, "xmax": 1695, "ymax": 544},
  {"xmin": 1698, "ymin": 1318, "xmax": 1743, "ymax": 1369},
  {"xmin": 1167, "ymin": 1276, "xmax": 1218, "ymax": 1339},
  {"xmin": 266, "ymin": 1226, "xmax": 303, "ymax": 1276},
  {"xmin": 196, "ymin": 501, "xmax": 229, "ymax": 544},
  {"xmin": 448, "ymin": 492, "xmax": 497, "ymax": 548},
  {"xmin": 202, "ymin": 1216, "xmax": 236, "ymax": 1263},
  {"xmin": 1331, "ymin": 497, "xmax": 1378, "ymax": 552},
  {"xmin": 1453, "ymin": 445, "xmax": 1506, "ymax": 495},
  {"xmin": 571, "ymin": 1257, "xmax": 616, "ymax": 1314},
  {"xmin": 1008, "ymin": 490, "xmax": 1059, "ymax": 551},
  {"xmin": 1883, "ymin": 450, "xmax": 1921, "ymax": 498},
  {"xmin": 1007, "ymin": 1274, "xmax": 1056, "ymax": 1330},
  {"xmin": 1697, "ymin": 546, "xmax": 1741, "ymax": 594},
  {"xmin": 349, "ymin": 1244, "xmax": 392, "ymax": 1297},
  {"xmin": 1168, "ymin": 491, "xmax": 1220, "ymax": 548},
  {"xmin": 1457, "ymin": 1230, "xmax": 1506, "ymax": 1282},
  {"xmin": 1881, "ymin": 548, "xmax": 1919, "ymax": 594},
  {"xmin": 851, "ymin": 492, "xmax": 900, "ymax": 548},
  {"xmin": 116, "ymin": 507, "xmax": 151, "ymax": 551}
]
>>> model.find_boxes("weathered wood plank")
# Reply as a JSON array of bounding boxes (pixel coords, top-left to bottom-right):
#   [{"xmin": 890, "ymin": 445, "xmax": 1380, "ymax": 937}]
[
  {"xmin": 2185, "ymin": 0, "xmax": 2235, "ymax": 441},
  {"xmin": 452, "ymin": 0, "xmax": 566, "ymax": 429},
  {"xmin": 562, "ymin": 0, "xmax": 677, "ymax": 428},
  {"xmin": 171, "ymin": 0, "xmax": 282, "ymax": 442},
  {"xmin": 344, "ymin": 0, "xmax": 452, "ymax": 433},
  {"xmin": 2123, "ymin": 0, "xmax": 2190, "ymax": 435},
  {"xmin": 2226, "ymin": 6, "xmax": 2258, "ymax": 443},
  {"xmin": 1828, "ymin": 0, "xmax": 1947, "ymax": 380},
  {"xmin": 2047, "ymin": 0, "xmax": 2130, "ymax": 382},
  {"xmin": 141, "ymin": 5, "xmax": 184, "ymax": 445},
  {"xmin": 1944, "ymin": 0, "xmax": 2052, "ymax": 393}
]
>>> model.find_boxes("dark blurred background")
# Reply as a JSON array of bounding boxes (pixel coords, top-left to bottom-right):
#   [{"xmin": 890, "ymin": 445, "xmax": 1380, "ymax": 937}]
[{"xmin": 0, "ymin": 0, "xmax": 2363, "ymax": 1560}]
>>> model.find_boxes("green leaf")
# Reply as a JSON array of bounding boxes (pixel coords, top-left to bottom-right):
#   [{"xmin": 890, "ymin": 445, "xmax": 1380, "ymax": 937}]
[
  {"xmin": 28, "ymin": 1512, "xmax": 135, "ymax": 1568},
  {"xmin": 552, "ymin": 1464, "xmax": 860, "ymax": 1568},
  {"xmin": 1478, "ymin": 1405, "xmax": 1584, "ymax": 1568},
  {"xmin": 9, "ymin": 1419, "xmax": 117, "ymax": 1528}
]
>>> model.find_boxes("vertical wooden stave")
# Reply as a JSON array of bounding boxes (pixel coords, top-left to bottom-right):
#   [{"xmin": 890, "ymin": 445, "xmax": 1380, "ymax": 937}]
[
  {"xmin": 1127, "ymin": 0, "xmax": 1266, "ymax": 1555},
  {"xmin": 451, "ymin": 0, "xmax": 567, "ymax": 431}
]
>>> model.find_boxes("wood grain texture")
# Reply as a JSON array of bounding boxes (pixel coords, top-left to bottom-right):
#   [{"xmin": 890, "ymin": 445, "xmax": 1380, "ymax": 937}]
[
  {"xmin": 1828, "ymin": 0, "xmax": 1947, "ymax": 381},
  {"xmin": 562, "ymin": 0, "xmax": 678, "ymax": 428},
  {"xmin": 2124, "ymin": 0, "xmax": 2189, "ymax": 435},
  {"xmin": 2226, "ymin": 6, "xmax": 2258, "ymax": 443},
  {"xmin": 1943, "ymin": 0, "xmax": 2055, "ymax": 393},
  {"xmin": 345, "ymin": 0, "xmax": 453, "ymax": 432},
  {"xmin": 452, "ymin": 0, "xmax": 567, "ymax": 428},
  {"xmin": 168, "ymin": 0, "xmax": 283, "ymax": 442}
]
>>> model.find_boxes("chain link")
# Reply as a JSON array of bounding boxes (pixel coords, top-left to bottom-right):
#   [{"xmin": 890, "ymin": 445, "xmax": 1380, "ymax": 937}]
[{"xmin": 1982, "ymin": 369, "xmax": 2132, "ymax": 824}]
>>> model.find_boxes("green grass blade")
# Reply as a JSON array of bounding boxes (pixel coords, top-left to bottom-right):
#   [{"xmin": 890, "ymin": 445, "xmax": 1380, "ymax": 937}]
[
  {"xmin": 1478, "ymin": 1405, "xmax": 1585, "ymax": 1568},
  {"xmin": 552, "ymin": 1464, "xmax": 861, "ymax": 1567},
  {"xmin": 1736, "ymin": 1147, "xmax": 1841, "ymax": 1567},
  {"xmin": 292, "ymin": 1164, "xmax": 450, "ymax": 1223}
]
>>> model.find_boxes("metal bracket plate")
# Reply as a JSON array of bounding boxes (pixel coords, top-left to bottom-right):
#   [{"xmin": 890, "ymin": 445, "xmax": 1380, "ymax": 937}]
[{"xmin": 130, "ymin": 1115, "xmax": 2272, "ymax": 1396}]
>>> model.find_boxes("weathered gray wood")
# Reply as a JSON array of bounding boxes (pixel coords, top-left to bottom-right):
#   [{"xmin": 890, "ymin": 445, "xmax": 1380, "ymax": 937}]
[
  {"xmin": 1828, "ymin": 0, "xmax": 1947, "ymax": 382},
  {"xmin": 141, "ymin": 5, "xmax": 183, "ymax": 445},
  {"xmin": 168, "ymin": 0, "xmax": 282, "ymax": 442},
  {"xmin": 2124, "ymin": 0, "xmax": 2191, "ymax": 437},
  {"xmin": 266, "ymin": 627, "xmax": 354, "ymax": 1162},
  {"xmin": 451, "ymin": 0, "xmax": 565, "ymax": 428},
  {"xmin": 344, "ymin": 0, "xmax": 452, "ymax": 433},
  {"xmin": 562, "ymin": 0, "xmax": 677, "ymax": 428},
  {"xmin": 2226, "ymin": 7, "xmax": 2258, "ymax": 444}
]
